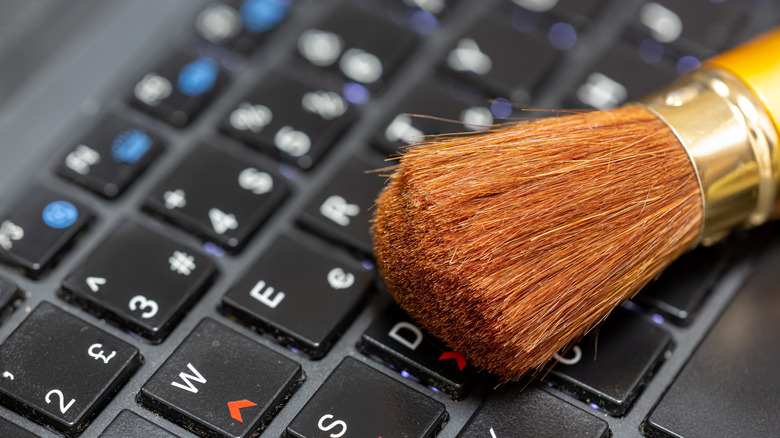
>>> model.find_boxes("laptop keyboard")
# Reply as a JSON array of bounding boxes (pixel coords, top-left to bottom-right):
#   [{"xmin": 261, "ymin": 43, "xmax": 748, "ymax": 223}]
[{"xmin": 0, "ymin": 0, "xmax": 778, "ymax": 436}]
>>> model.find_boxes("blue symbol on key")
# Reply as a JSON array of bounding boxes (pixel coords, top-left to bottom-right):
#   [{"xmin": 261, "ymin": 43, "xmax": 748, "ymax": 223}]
[
  {"xmin": 112, "ymin": 129, "xmax": 152, "ymax": 163},
  {"xmin": 177, "ymin": 58, "xmax": 219, "ymax": 97},
  {"xmin": 241, "ymin": 0, "xmax": 288, "ymax": 33},
  {"xmin": 42, "ymin": 201, "xmax": 78, "ymax": 229}
]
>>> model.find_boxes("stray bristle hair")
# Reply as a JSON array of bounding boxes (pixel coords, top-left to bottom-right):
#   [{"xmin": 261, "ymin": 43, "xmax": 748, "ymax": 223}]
[{"xmin": 372, "ymin": 105, "xmax": 703, "ymax": 381}]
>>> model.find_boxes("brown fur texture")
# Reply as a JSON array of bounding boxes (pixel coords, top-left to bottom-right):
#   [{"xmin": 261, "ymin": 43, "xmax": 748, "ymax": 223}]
[{"xmin": 372, "ymin": 106, "xmax": 703, "ymax": 381}]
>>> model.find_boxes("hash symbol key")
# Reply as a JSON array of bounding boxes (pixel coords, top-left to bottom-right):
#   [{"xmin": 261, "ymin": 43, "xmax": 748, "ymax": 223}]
[
  {"xmin": 60, "ymin": 221, "xmax": 216, "ymax": 342},
  {"xmin": 0, "ymin": 302, "xmax": 141, "ymax": 436}
]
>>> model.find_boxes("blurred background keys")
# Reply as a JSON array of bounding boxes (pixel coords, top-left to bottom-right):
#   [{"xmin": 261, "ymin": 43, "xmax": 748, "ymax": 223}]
[
  {"xmin": 130, "ymin": 52, "xmax": 224, "ymax": 127},
  {"xmin": 222, "ymin": 71, "xmax": 354, "ymax": 169},
  {"xmin": 295, "ymin": 4, "xmax": 419, "ymax": 92},
  {"xmin": 0, "ymin": 188, "xmax": 93, "ymax": 278},
  {"xmin": 195, "ymin": 0, "xmax": 292, "ymax": 54},
  {"xmin": 442, "ymin": 5, "xmax": 561, "ymax": 103},
  {"xmin": 57, "ymin": 115, "xmax": 164, "ymax": 198}
]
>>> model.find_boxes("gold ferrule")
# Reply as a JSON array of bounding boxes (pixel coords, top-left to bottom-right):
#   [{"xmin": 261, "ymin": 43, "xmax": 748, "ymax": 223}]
[{"xmin": 639, "ymin": 67, "xmax": 780, "ymax": 245}]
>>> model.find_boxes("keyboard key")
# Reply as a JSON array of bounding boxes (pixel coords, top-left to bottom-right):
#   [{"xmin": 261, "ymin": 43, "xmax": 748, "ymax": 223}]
[
  {"xmin": 544, "ymin": 309, "xmax": 672, "ymax": 416},
  {"xmin": 643, "ymin": 235, "xmax": 780, "ymax": 438},
  {"xmin": 138, "ymin": 318, "xmax": 303, "ymax": 438},
  {"xmin": 56, "ymin": 115, "xmax": 164, "ymax": 198},
  {"xmin": 0, "ymin": 188, "xmax": 93, "ymax": 277},
  {"xmin": 100, "ymin": 410, "xmax": 180, "ymax": 438},
  {"xmin": 457, "ymin": 386, "xmax": 609, "ymax": 438},
  {"xmin": 442, "ymin": 6, "xmax": 560, "ymax": 102},
  {"xmin": 570, "ymin": 40, "xmax": 677, "ymax": 109},
  {"xmin": 0, "ymin": 275, "xmax": 22, "ymax": 324},
  {"xmin": 631, "ymin": 0, "xmax": 748, "ymax": 55},
  {"xmin": 635, "ymin": 245, "xmax": 729, "ymax": 325},
  {"xmin": 195, "ymin": 0, "xmax": 292, "ymax": 54},
  {"xmin": 358, "ymin": 305, "xmax": 477, "ymax": 399},
  {"xmin": 221, "ymin": 70, "xmax": 354, "ymax": 169},
  {"xmin": 145, "ymin": 145, "xmax": 288, "ymax": 252},
  {"xmin": 0, "ymin": 416, "xmax": 41, "ymax": 438},
  {"xmin": 376, "ymin": 77, "xmax": 501, "ymax": 154},
  {"xmin": 286, "ymin": 357, "xmax": 446, "ymax": 437},
  {"xmin": 60, "ymin": 221, "xmax": 217, "ymax": 343},
  {"xmin": 131, "ymin": 52, "xmax": 224, "ymax": 127},
  {"xmin": 296, "ymin": 4, "xmax": 419, "ymax": 92},
  {"xmin": 298, "ymin": 152, "xmax": 387, "ymax": 255},
  {"xmin": 0, "ymin": 302, "xmax": 141, "ymax": 436},
  {"xmin": 221, "ymin": 232, "xmax": 373, "ymax": 358}
]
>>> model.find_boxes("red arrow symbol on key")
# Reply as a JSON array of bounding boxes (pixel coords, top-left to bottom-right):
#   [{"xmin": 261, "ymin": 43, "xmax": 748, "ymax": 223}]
[
  {"xmin": 228, "ymin": 399, "xmax": 257, "ymax": 422},
  {"xmin": 438, "ymin": 351, "xmax": 467, "ymax": 371}
]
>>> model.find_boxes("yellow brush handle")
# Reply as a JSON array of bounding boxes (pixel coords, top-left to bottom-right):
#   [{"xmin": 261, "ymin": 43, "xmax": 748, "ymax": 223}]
[{"xmin": 707, "ymin": 28, "xmax": 780, "ymax": 135}]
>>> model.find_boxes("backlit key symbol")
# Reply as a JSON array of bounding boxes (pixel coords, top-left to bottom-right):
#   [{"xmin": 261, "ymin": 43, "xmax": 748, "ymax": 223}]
[
  {"xmin": 209, "ymin": 208, "xmax": 239, "ymax": 234},
  {"xmin": 490, "ymin": 427, "xmax": 497, "ymax": 438},
  {"xmin": 164, "ymin": 189, "xmax": 187, "ymax": 209},
  {"xmin": 169, "ymin": 251, "xmax": 196, "ymax": 276},
  {"xmin": 0, "ymin": 220, "xmax": 24, "ymax": 250},
  {"xmin": 134, "ymin": 73, "xmax": 173, "ymax": 106},
  {"xmin": 320, "ymin": 195, "xmax": 359, "ymax": 226},
  {"xmin": 65, "ymin": 145, "xmax": 101, "ymax": 175},
  {"xmin": 447, "ymin": 38, "xmax": 492, "ymax": 75}
]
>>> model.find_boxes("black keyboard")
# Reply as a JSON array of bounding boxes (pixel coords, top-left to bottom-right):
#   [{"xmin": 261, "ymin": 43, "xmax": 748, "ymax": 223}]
[{"xmin": 0, "ymin": 0, "xmax": 778, "ymax": 437}]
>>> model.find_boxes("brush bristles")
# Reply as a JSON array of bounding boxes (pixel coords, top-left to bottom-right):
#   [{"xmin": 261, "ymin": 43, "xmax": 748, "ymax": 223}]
[{"xmin": 372, "ymin": 105, "xmax": 704, "ymax": 381}]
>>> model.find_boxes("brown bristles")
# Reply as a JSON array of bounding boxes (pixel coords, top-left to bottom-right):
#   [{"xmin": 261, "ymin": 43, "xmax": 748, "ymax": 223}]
[{"xmin": 372, "ymin": 105, "xmax": 704, "ymax": 381}]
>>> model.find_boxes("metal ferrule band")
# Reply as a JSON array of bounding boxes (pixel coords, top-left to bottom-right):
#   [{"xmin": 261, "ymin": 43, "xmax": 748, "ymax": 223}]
[{"xmin": 639, "ymin": 67, "xmax": 780, "ymax": 245}]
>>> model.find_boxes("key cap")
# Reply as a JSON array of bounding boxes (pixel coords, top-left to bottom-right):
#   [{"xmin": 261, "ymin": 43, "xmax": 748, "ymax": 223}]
[
  {"xmin": 285, "ymin": 357, "xmax": 446, "ymax": 438},
  {"xmin": 358, "ymin": 305, "xmax": 477, "ymax": 399},
  {"xmin": 195, "ymin": 0, "xmax": 292, "ymax": 54},
  {"xmin": 298, "ymin": 152, "xmax": 387, "ymax": 255},
  {"xmin": 0, "ymin": 302, "xmax": 141, "ymax": 436},
  {"xmin": 643, "ymin": 232, "xmax": 780, "ymax": 438},
  {"xmin": 221, "ymin": 70, "xmax": 354, "ymax": 169},
  {"xmin": 56, "ymin": 115, "xmax": 164, "ymax": 198},
  {"xmin": 631, "ymin": 0, "xmax": 748, "ymax": 56},
  {"xmin": 375, "ymin": 77, "xmax": 504, "ymax": 154},
  {"xmin": 544, "ymin": 308, "xmax": 672, "ymax": 416},
  {"xmin": 221, "ymin": 232, "xmax": 372, "ymax": 358},
  {"xmin": 441, "ymin": 6, "xmax": 560, "ymax": 102},
  {"xmin": 0, "ymin": 187, "xmax": 93, "ymax": 278},
  {"xmin": 570, "ymin": 40, "xmax": 677, "ymax": 109},
  {"xmin": 138, "ymin": 318, "xmax": 303, "ymax": 438},
  {"xmin": 145, "ymin": 145, "xmax": 288, "ymax": 252},
  {"xmin": 296, "ymin": 4, "xmax": 419, "ymax": 92},
  {"xmin": 0, "ymin": 275, "xmax": 22, "ymax": 324},
  {"xmin": 457, "ymin": 386, "xmax": 609, "ymax": 438},
  {"xmin": 100, "ymin": 410, "xmax": 180, "ymax": 438},
  {"xmin": 511, "ymin": 0, "xmax": 605, "ymax": 25},
  {"xmin": 635, "ymin": 245, "xmax": 729, "ymax": 325},
  {"xmin": 0, "ymin": 416, "xmax": 41, "ymax": 438},
  {"xmin": 60, "ymin": 221, "xmax": 217, "ymax": 343},
  {"xmin": 130, "ymin": 52, "xmax": 224, "ymax": 127}
]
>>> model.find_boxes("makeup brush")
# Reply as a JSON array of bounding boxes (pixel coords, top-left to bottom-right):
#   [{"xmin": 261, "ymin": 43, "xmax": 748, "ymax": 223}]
[{"xmin": 372, "ymin": 28, "xmax": 780, "ymax": 381}]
